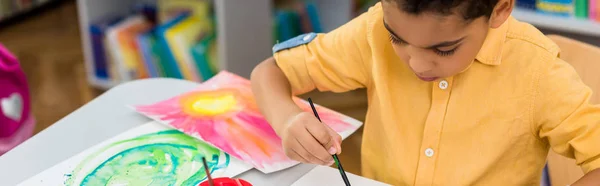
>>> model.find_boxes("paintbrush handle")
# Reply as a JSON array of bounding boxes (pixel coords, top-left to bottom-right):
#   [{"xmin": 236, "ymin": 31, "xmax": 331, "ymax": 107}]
[
  {"xmin": 307, "ymin": 98, "xmax": 351, "ymax": 186},
  {"xmin": 202, "ymin": 157, "xmax": 215, "ymax": 186},
  {"xmin": 334, "ymin": 154, "xmax": 351, "ymax": 186}
]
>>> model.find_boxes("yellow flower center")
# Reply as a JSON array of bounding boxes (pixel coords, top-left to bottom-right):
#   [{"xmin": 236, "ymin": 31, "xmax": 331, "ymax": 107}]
[
  {"xmin": 191, "ymin": 94, "xmax": 237, "ymax": 115},
  {"xmin": 181, "ymin": 90, "xmax": 241, "ymax": 116}
]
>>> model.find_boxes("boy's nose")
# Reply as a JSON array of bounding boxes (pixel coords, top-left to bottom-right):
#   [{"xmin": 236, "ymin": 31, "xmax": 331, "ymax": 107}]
[{"xmin": 408, "ymin": 57, "xmax": 434, "ymax": 74}]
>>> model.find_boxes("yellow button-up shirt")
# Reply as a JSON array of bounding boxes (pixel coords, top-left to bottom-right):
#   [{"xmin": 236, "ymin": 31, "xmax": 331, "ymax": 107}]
[{"xmin": 273, "ymin": 3, "xmax": 600, "ymax": 185}]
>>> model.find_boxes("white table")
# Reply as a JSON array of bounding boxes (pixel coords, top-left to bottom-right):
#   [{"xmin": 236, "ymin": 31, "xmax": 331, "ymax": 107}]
[{"xmin": 0, "ymin": 78, "xmax": 316, "ymax": 185}]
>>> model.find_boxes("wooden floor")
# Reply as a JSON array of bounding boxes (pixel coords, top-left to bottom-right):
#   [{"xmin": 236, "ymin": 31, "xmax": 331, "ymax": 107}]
[
  {"xmin": 0, "ymin": 0, "xmax": 101, "ymax": 134},
  {"xmin": 0, "ymin": 0, "xmax": 369, "ymax": 175}
]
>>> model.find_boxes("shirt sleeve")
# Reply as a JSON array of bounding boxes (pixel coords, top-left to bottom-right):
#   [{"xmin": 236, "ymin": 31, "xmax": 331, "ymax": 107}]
[
  {"xmin": 272, "ymin": 7, "xmax": 373, "ymax": 95},
  {"xmin": 535, "ymin": 57, "xmax": 600, "ymax": 174}
]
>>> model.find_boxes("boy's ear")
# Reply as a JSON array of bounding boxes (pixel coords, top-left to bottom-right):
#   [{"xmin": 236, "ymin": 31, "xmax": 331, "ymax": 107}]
[{"xmin": 489, "ymin": 0, "xmax": 515, "ymax": 29}]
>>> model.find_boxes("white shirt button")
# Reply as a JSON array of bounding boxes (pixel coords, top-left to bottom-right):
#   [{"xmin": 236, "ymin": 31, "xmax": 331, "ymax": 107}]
[
  {"xmin": 302, "ymin": 34, "xmax": 312, "ymax": 41},
  {"xmin": 425, "ymin": 148, "xmax": 434, "ymax": 157},
  {"xmin": 438, "ymin": 80, "xmax": 449, "ymax": 90}
]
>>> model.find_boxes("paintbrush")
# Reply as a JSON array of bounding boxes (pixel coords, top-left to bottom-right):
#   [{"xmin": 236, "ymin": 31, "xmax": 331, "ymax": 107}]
[
  {"xmin": 307, "ymin": 98, "xmax": 351, "ymax": 186},
  {"xmin": 201, "ymin": 157, "xmax": 215, "ymax": 186}
]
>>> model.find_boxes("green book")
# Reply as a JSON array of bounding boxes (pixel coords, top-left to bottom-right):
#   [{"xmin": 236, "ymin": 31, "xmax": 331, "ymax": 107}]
[
  {"xmin": 190, "ymin": 33, "xmax": 217, "ymax": 81},
  {"xmin": 575, "ymin": 0, "xmax": 589, "ymax": 18}
]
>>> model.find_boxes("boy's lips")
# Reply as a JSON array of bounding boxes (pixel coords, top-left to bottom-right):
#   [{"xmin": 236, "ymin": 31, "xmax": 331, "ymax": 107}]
[{"xmin": 416, "ymin": 74, "xmax": 438, "ymax": 82}]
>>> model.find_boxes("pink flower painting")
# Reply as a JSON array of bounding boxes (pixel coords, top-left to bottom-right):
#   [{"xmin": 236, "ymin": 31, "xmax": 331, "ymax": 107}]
[{"xmin": 134, "ymin": 71, "xmax": 363, "ymax": 173}]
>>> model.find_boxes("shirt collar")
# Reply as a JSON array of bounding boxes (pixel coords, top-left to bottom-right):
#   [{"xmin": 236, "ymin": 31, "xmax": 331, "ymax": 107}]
[{"xmin": 475, "ymin": 17, "xmax": 510, "ymax": 66}]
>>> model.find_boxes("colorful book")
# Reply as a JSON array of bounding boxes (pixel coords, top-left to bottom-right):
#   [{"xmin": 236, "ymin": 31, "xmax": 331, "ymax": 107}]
[
  {"xmin": 536, "ymin": 0, "xmax": 573, "ymax": 17},
  {"xmin": 136, "ymin": 31, "xmax": 161, "ymax": 77},
  {"xmin": 305, "ymin": 1, "xmax": 323, "ymax": 33},
  {"xmin": 574, "ymin": 0, "xmax": 588, "ymax": 18},
  {"xmin": 275, "ymin": 10, "xmax": 302, "ymax": 42},
  {"xmin": 117, "ymin": 17, "xmax": 153, "ymax": 79},
  {"xmin": 89, "ymin": 16, "xmax": 123, "ymax": 80},
  {"xmin": 155, "ymin": 13, "xmax": 190, "ymax": 79},
  {"xmin": 516, "ymin": 0, "xmax": 537, "ymax": 10},
  {"xmin": 106, "ymin": 17, "xmax": 141, "ymax": 82},
  {"xmin": 166, "ymin": 22, "xmax": 199, "ymax": 81},
  {"xmin": 165, "ymin": 14, "xmax": 213, "ymax": 81},
  {"xmin": 294, "ymin": 2, "xmax": 313, "ymax": 33},
  {"xmin": 591, "ymin": 0, "xmax": 600, "ymax": 21},
  {"xmin": 149, "ymin": 33, "xmax": 167, "ymax": 77},
  {"xmin": 205, "ymin": 34, "xmax": 219, "ymax": 74},
  {"xmin": 157, "ymin": 0, "xmax": 212, "ymax": 24},
  {"xmin": 105, "ymin": 16, "xmax": 154, "ymax": 82},
  {"xmin": 274, "ymin": 11, "xmax": 289, "ymax": 42},
  {"xmin": 191, "ymin": 33, "xmax": 217, "ymax": 81},
  {"xmin": 103, "ymin": 33, "xmax": 120, "ymax": 83}
]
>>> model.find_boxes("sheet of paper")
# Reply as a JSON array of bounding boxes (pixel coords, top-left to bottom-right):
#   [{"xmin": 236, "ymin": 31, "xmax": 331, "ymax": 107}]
[
  {"xmin": 17, "ymin": 121, "xmax": 252, "ymax": 186},
  {"xmin": 133, "ymin": 71, "xmax": 364, "ymax": 173},
  {"xmin": 291, "ymin": 166, "xmax": 391, "ymax": 186}
]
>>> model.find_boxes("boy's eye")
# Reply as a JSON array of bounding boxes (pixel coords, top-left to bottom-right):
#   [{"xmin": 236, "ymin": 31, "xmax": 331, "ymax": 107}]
[
  {"xmin": 434, "ymin": 48, "xmax": 458, "ymax": 57},
  {"xmin": 388, "ymin": 33, "xmax": 458, "ymax": 57},
  {"xmin": 388, "ymin": 34, "xmax": 406, "ymax": 45}
]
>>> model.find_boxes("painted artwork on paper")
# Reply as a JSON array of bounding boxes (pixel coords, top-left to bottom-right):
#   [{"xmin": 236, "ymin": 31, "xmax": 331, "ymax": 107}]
[
  {"xmin": 133, "ymin": 71, "xmax": 363, "ymax": 173},
  {"xmin": 18, "ymin": 122, "xmax": 252, "ymax": 186}
]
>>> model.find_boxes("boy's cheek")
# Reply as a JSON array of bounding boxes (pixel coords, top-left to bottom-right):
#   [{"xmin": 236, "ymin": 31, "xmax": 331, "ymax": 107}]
[{"xmin": 391, "ymin": 45, "xmax": 410, "ymax": 64}]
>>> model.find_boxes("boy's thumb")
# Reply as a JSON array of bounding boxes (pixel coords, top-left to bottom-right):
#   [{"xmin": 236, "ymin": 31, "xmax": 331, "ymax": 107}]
[{"xmin": 325, "ymin": 127, "xmax": 342, "ymax": 154}]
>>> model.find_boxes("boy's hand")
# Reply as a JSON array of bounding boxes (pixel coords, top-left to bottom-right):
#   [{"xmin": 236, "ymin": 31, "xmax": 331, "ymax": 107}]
[{"xmin": 280, "ymin": 112, "xmax": 342, "ymax": 166}]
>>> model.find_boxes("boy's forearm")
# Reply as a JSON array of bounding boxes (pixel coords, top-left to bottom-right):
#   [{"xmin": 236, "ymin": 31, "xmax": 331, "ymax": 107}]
[
  {"xmin": 571, "ymin": 168, "xmax": 600, "ymax": 186},
  {"xmin": 251, "ymin": 57, "xmax": 303, "ymax": 136}
]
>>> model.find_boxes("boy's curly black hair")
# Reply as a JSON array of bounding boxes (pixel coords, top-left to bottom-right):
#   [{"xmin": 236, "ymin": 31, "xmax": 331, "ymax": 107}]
[{"xmin": 386, "ymin": 0, "xmax": 500, "ymax": 21}]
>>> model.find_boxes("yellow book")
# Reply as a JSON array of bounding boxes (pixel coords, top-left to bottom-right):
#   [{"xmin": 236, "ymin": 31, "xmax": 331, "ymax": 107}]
[
  {"xmin": 165, "ymin": 16, "xmax": 213, "ymax": 81},
  {"xmin": 164, "ymin": 1, "xmax": 214, "ymax": 81},
  {"xmin": 207, "ymin": 37, "xmax": 219, "ymax": 73},
  {"xmin": 158, "ymin": 0, "xmax": 211, "ymax": 23},
  {"xmin": 106, "ymin": 16, "xmax": 152, "ymax": 81},
  {"xmin": 117, "ymin": 19, "xmax": 153, "ymax": 79}
]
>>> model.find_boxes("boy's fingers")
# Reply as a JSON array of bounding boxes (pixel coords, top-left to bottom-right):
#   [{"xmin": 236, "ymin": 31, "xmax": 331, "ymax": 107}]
[
  {"xmin": 324, "ymin": 124, "xmax": 343, "ymax": 154},
  {"xmin": 305, "ymin": 119, "xmax": 337, "ymax": 154},
  {"xmin": 283, "ymin": 134, "xmax": 308, "ymax": 163},
  {"xmin": 295, "ymin": 128, "xmax": 333, "ymax": 164},
  {"xmin": 287, "ymin": 147, "xmax": 309, "ymax": 163},
  {"xmin": 294, "ymin": 138, "xmax": 330, "ymax": 165},
  {"xmin": 288, "ymin": 137, "xmax": 318, "ymax": 164}
]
